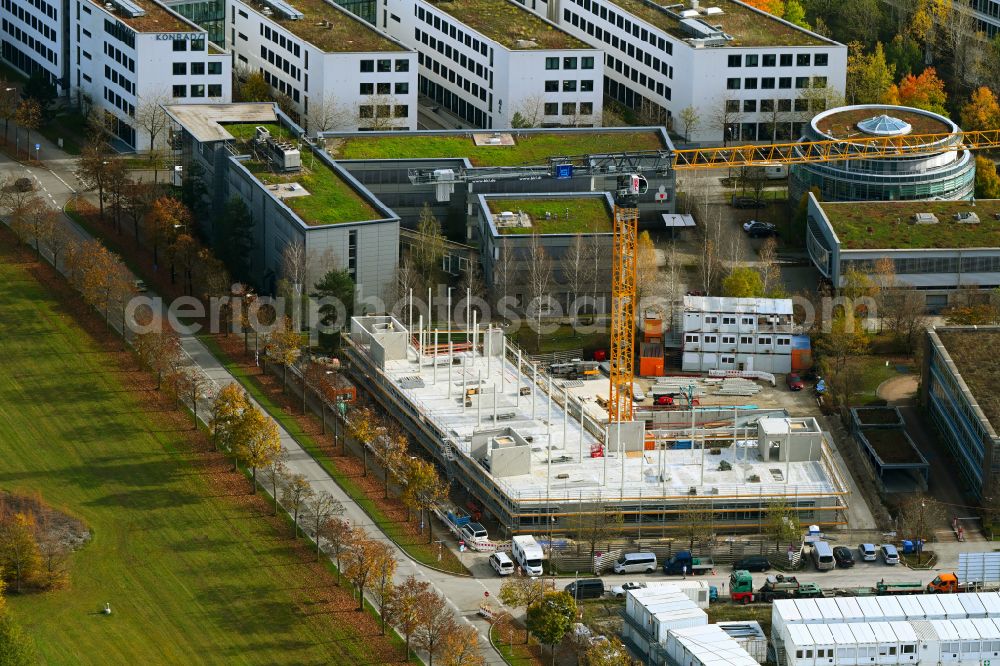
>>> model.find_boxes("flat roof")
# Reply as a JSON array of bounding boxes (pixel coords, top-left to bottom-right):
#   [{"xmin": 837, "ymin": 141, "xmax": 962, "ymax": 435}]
[
  {"xmin": 935, "ymin": 329, "xmax": 1000, "ymax": 434},
  {"xmin": 428, "ymin": 0, "xmax": 589, "ymax": 50},
  {"xmin": 330, "ymin": 129, "xmax": 667, "ymax": 166},
  {"xmin": 485, "ymin": 196, "xmax": 613, "ymax": 235},
  {"xmin": 164, "ymin": 103, "xmax": 277, "ymax": 143},
  {"xmin": 91, "ymin": 0, "xmax": 197, "ymax": 32},
  {"xmin": 608, "ymin": 0, "xmax": 828, "ymax": 47},
  {"xmin": 236, "ymin": 0, "xmax": 405, "ymax": 52},
  {"xmin": 814, "ymin": 106, "xmax": 952, "ymax": 139},
  {"xmin": 683, "ymin": 295, "xmax": 793, "ymax": 315},
  {"xmin": 354, "ymin": 317, "xmax": 841, "ymax": 503},
  {"xmin": 819, "ymin": 199, "xmax": 1000, "ymax": 250}
]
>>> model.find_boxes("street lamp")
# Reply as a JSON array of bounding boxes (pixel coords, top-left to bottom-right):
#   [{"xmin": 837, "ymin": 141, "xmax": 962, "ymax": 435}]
[{"xmin": 3, "ymin": 87, "xmax": 13, "ymax": 145}]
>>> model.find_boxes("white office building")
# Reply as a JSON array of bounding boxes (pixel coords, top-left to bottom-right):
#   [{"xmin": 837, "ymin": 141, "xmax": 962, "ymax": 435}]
[
  {"xmin": 970, "ymin": 0, "xmax": 1000, "ymax": 38},
  {"xmin": 681, "ymin": 295, "xmax": 794, "ymax": 373},
  {"xmin": 228, "ymin": 0, "xmax": 417, "ymax": 134},
  {"xmin": 1, "ymin": 0, "xmax": 66, "ymax": 92},
  {"xmin": 520, "ymin": 0, "xmax": 846, "ymax": 142},
  {"xmin": 378, "ymin": 0, "xmax": 604, "ymax": 129}
]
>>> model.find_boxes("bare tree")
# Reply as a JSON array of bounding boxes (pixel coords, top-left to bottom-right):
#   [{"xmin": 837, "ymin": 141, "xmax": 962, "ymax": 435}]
[
  {"xmin": 306, "ymin": 491, "xmax": 345, "ymax": 559},
  {"xmin": 585, "ymin": 232, "xmax": 603, "ymax": 314},
  {"xmin": 511, "ymin": 94, "xmax": 545, "ymax": 128},
  {"xmin": 359, "ymin": 94, "xmax": 402, "ymax": 131},
  {"xmin": 679, "ymin": 105, "xmax": 700, "ymax": 142},
  {"xmin": 560, "ymin": 234, "xmax": 587, "ymax": 318},
  {"xmin": 135, "ymin": 90, "xmax": 170, "ymax": 154},
  {"xmin": 797, "ymin": 81, "xmax": 845, "ymax": 125},
  {"xmin": 758, "ymin": 237, "xmax": 781, "ymax": 296},
  {"xmin": 306, "ymin": 93, "xmax": 351, "ymax": 136},
  {"xmin": 281, "ymin": 239, "xmax": 307, "ymax": 305},
  {"xmin": 492, "ymin": 245, "xmax": 515, "ymax": 313},
  {"xmin": 281, "ymin": 473, "xmax": 314, "ymax": 538},
  {"xmin": 260, "ymin": 452, "xmax": 287, "ymax": 516},
  {"xmin": 526, "ymin": 232, "xmax": 553, "ymax": 348},
  {"xmin": 713, "ymin": 97, "xmax": 742, "ymax": 146}
]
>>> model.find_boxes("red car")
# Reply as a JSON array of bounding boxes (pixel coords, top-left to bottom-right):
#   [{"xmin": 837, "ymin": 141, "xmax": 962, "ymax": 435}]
[{"xmin": 786, "ymin": 373, "xmax": 804, "ymax": 391}]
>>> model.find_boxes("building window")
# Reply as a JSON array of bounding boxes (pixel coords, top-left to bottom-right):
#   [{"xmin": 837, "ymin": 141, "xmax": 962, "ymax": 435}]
[
  {"xmin": 359, "ymin": 105, "xmax": 373, "ymax": 118},
  {"xmin": 705, "ymin": 316, "xmax": 718, "ymax": 324},
  {"xmin": 745, "ymin": 54, "xmax": 758, "ymax": 67},
  {"xmin": 780, "ymin": 53, "xmax": 792, "ymax": 66},
  {"xmin": 704, "ymin": 335, "xmax": 717, "ymax": 343},
  {"xmin": 761, "ymin": 99, "xmax": 774, "ymax": 112},
  {"xmin": 191, "ymin": 62, "xmax": 205, "ymax": 75},
  {"xmin": 815, "ymin": 53, "xmax": 828, "ymax": 66},
  {"xmin": 745, "ymin": 78, "xmax": 758, "ymax": 89},
  {"xmin": 759, "ymin": 336, "xmax": 772, "ymax": 345},
  {"xmin": 208, "ymin": 84, "xmax": 222, "ymax": 97},
  {"xmin": 394, "ymin": 82, "xmax": 409, "ymax": 94},
  {"xmin": 545, "ymin": 57, "xmax": 559, "ymax": 69},
  {"xmin": 172, "ymin": 84, "xmax": 186, "ymax": 97},
  {"xmin": 173, "ymin": 40, "xmax": 186, "ymax": 51},
  {"xmin": 563, "ymin": 80, "xmax": 577, "ymax": 92},
  {"xmin": 795, "ymin": 76, "xmax": 809, "ymax": 88},
  {"xmin": 779, "ymin": 77, "xmax": 792, "ymax": 89},
  {"xmin": 360, "ymin": 59, "xmax": 374, "ymax": 72},
  {"xmin": 726, "ymin": 78, "xmax": 740, "ymax": 89},
  {"xmin": 762, "ymin": 77, "xmax": 775, "ymax": 89},
  {"xmin": 581, "ymin": 80, "xmax": 594, "ymax": 92},
  {"xmin": 172, "ymin": 62, "xmax": 186, "ymax": 75},
  {"xmin": 360, "ymin": 82, "xmax": 374, "ymax": 94},
  {"xmin": 726, "ymin": 99, "xmax": 739, "ymax": 112},
  {"xmin": 814, "ymin": 76, "xmax": 827, "ymax": 87},
  {"xmin": 763, "ymin": 54, "xmax": 776, "ymax": 66},
  {"xmin": 722, "ymin": 336, "xmax": 736, "ymax": 344},
  {"xmin": 394, "ymin": 104, "xmax": 409, "ymax": 117},
  {"xmin": 208, "ymin": 61, "xmax": 222, "ymax": 75},
  {"xmin": 582, "ymin": 56, "xmax": 594, "ymax": 69},
  {"xmin": 797, "ymin": 53, "xmax": 810, "ymax": 66},
  {"xmin": 190, "ymin": 84, "xmax": 205, "ymax": 98},
  {"xmin": 377, "ymin": 59, "xmax": 391, "ymax": 72},
  {"xmin": 740, "ymin": 336, "xmax": 753, "ymax": 344},
  {"xmin": 544, "ymin": 102, "xmax": 558, "ymax": 115},
  {"xmin": 778, "ymin": 98, "xmax": 791, "ymax": 111},
  {"xmin": 562, "ymin": 102, "xmax": 576, "ymax": 115},
  {"xmin": 728, "ymin": 54, "xmax": 741, "ymax": 67},
  {"xmin": 377, "ymin": 82, "xmax": 391, "ymax": 94},
  {"xmin": 794, "ymin": 98, "xmax": 808, "ymax": 111},
  {"xmin": 722, "ymin": 316, "xmax": 736, "ymax": 324},
  {"xmin": 743, "ymin": 99, "xmax": 756, "ymax": 112},
  {"xmin": 685, "ymin": 334, "xmax": 699, "ymax": 343},
  {"xmin": 377, "ymin": 104, "xmax": 390, "ymax": 117},
  {"xmin": 395, "ymin": 59, "xmax": 409, "ymax": 71},
  {"xmin": 580, "ymin": 102, "xmax": 593, "ymax": 115},
  {"xmin": 563, "ymin": 56, "xmax": 577, "ymax": 69},
  {"xmin": 545, "ymin": 80, "xmax": 559, "ymax": 92},
  {"xmin": 191, "ymin": 39, "xmax": 205, "ymax": 51}
]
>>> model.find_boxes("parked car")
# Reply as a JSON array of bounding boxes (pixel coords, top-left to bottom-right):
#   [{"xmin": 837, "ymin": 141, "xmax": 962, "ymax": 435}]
[
  {"xmin": 565, "ymin": 578, "xmax": 605, "ymax": 600},
  {"xmin": 610, "ymin": 581, "xmax": 645, "ymax": 598},
  {"xmin": 613, "ymin": 552, "xmax": 658, "ymax": 574},
  {"xmin": 786, "ymin": 373, "xmax": 804, "ymax": 391},
  {"xmin": 631, "ymin": 382, "xmax": 646, "ymax": 402},
  {"xmin": 489, "ymin": 552, "xmax": 515, "ymax": 576},
  {"xmin": 732, "ymin": 195, "xmax": 766, "ymax": 209},
  {"xmin": 733, "ymin": 555, "xmax": 771, "ymax": 572},
  {"xmin": 858, "ymin": 543, "xmax": 877, "ymax": 561},
  {"xmin": 833, "ymin": 546, "xmax": 855, "ymax": 568},
  {"xmin": 743, "ymin": 221, "xmax": 778, "ymax": 238},
  {"xmin": 881, "ymin": 544, "xmax": 900, "ymax": 565}
]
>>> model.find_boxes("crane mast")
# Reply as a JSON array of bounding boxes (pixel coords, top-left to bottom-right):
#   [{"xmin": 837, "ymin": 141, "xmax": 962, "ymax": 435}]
[{"xmin": 608, "ymin": 176, "xmax": 643, "ymax": 423}]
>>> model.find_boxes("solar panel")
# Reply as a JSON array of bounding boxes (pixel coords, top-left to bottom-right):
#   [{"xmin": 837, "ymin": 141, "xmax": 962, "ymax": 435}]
[{"xmin": 263, "ymin": 0, "xmax": 303, "ymax": 20}]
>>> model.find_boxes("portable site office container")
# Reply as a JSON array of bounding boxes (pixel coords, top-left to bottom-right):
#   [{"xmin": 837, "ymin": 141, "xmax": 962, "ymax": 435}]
[
  {"xmin": 631, "ymin": 596, "xmax": 698, "ymax": 629},
  {"xmin": 875, "ymin": 596, "xmax": 905, "ymax": 621},
  {"xmin": 772, "ymin": 600, "xmax": 801, "ymax": 640},
  {"xmin": 829, "ymin": 623, "xmax": 876, "ymax": 666},
  {"xmin": 915, "ymin": 594, "xmax": 946, "ymax": 619},
  {"xmin": 977, "ymin": 592, "xmax": 1000, "ymax": 616},
  {"xmin": 716, "ymin": 621, "xmax": 768, "ymax": 664},
  {"xmin": 666, "ymin": 624, "xmax": 758, "ymax": 666},
  {"xmin": 956, "ymin": 592, "xmax": 986, "ymax": 618},
  {"xmin": 937, "ymin": 594, "xmax": 967, "ymax": 619},
  {"xmin": 895, "ymin": 596, "xmax": 924, "ymax": 619},
  {"xmin": 834, "ymin": 597, "xmax": 865, "ymax": 623},
  {"xmin": 815, "ymin": 598, "xmax": 844, "ymax": 623},
  {"xmin": 649, "ymin": 608, "xmax": 707, "ymax": 643},
  {"xmin": 625, "ymin": 588, "xmax": 687, "ymax": 618}
]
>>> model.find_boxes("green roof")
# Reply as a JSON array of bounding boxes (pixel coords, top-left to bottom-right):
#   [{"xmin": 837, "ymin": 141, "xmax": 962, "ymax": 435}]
[
  {"xmin": 431, "ymin": 0, "xmax": 589, "ymax": 50},
  {"xmin": 235, "ymin": 0, "xmax": 404, "ymax": 52},
  {"xmin": 609, "ymin": 0, "xmax": 827, "ymax": 47},
  {"xmin": 821, "ymin": 200, "xmax": 1000, "ymax": 250},
  {"xmin": 487, "ymin": 197, "xmax": 612, "ymax": 234},
  {"xmin": 331, "ymin": 130, "xmax": 666, "ymax": 166},
  {"xmin": 936, "ymin": 330, "xmax": 1000, "ymax": 433}
]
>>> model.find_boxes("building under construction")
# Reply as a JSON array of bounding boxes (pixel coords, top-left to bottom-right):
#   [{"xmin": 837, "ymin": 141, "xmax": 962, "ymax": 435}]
[{"xmin": 345, "ymin": 315, "xmax": 850, "ymax": 537}]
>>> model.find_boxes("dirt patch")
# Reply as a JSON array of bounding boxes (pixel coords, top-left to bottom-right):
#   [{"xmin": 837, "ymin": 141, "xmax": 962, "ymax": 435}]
[
  {"xmin": 0, "ymin": 491, "xmax": 91, "ymax": 552},
  {"xmin": 861, "ymin": 428, "xmax": 923, "ymax": 464},
  {"xmin": 877, "ymin": 375, "xmax": 918, "ymax": 404}
]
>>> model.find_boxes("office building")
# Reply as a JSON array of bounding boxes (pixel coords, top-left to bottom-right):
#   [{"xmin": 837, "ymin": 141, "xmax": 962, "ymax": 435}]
[
  {"xmin": 378, "ymin": 0, "xmax": 604, "ymax": 128},
  {"xmin": 520, "ymin": 0, "xmax": 846, "ymax": 142},
  {"xmin": 680, "ymin": 296, "xmax": 795, "ymax": 373},
  {"xmin": 228, "ymin": 0, "xmax": 417, "ymax": 134}
]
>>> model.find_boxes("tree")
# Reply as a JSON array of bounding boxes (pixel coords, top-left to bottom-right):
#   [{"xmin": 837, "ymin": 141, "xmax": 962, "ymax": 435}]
[
  {"xmin": 846, "ymin": 42, "xmax": 895, "ymax": 105},
  {"xmin": 306, "ymin": 93, "xmax": 351, "ymax": 135},
  {"xmin": 883, "ymin": 289, "xmax": 928, "ymax": 353},
  {"xmin": 783, "ymin": 0, "xmax": 809, "ymax": 27},
  {"xmin": 0, "ymin": 83, "xmax": 17, "ymax": 145},
  {"xmin": 22, "ymin": 70, "xmax": 55, "ymax": 111},
  {"xmin": 565, "ymin": 509, "xmax": 624, "ymax": 556},
  {"xmin": 713, "ymin": 97, "xmax": 742, "ymax": 145},
  {"xmin": 526, "ymin": 591, "xmax": 577, "ymax": 666},
  {"xmin": 0, "ymin": 512, "xmax": 41, "ymax": 593},
  {"xmin": 583, "ymin": 636, "xmax": 639, "ymax": 666},
  {"xmin": 721, "ymin": 266, "xmax": 765, "ymax": 298},
  {"xmin": 499, "ymin": 577, "xmax": 549, "ymax": 642},
  {"xmin": 145, "ymin": 196, "xmax": 192, "ymax": 267},
  {"xmin": 401, "ymin": 457, "xmax": 446, "ymax": 544},
  {"xmin": 305, "ymin": 491, "xmax": 344, "ymax": 559},
  {"xmin": 312, "ymin": 268, "xmax": 355, "ymax": 333},
  {"xmin": 20, "ymin": 198, "xmax": 57, "ymax": 258},
  {"xmin": 13, "ymin": 98, "xmax": 40, "ymax": 157},
  {"xmin": 167, "ymin": 232, "xmax": 198, "ymax": 294},
  {"xmin": 742, "ymin": 0, "xmax": 784, "ymax": 15},
  {"xmin": 358, "ymin": 94, "xmax": 402, "ymax": 131},
  {"xmin": 526, "ymin": 232, "xmax": 553, "ymax": 348},
  {"xmin": 172, "ymin": 366, "xmax": 211, "ymax": 423},
  {"xmin": 888, "ymin": 67, "xmax": 948, "ymax": 116},
  {"xmin": 766, "ymin": 498, "xmax": 801, "ymax": 549},
  {"xmin": 975, "ymin": 156, "xmax": 1000, "ymax": 199},
  {"xmin": 961, "ymin": 87, "xmax": 1000, "ymax": 132},
  {"xmin": 342, "ymin": 529, "xmax": 381, "ymax": 611},
  {"xmin": 492, "ymin": 245, "xmax": 516, "ymax": 312},
  {"xmin": 0, "ymin": 611, "xmax": 35, "ymax": 666},
  {"xmin": 134, "ymin": 328, "xmax": 182, "ymax": 390},
  {"xmin": 440, "ymin": 624, "xmax": 485, "ymax": 666},
  {"xmin": 281, "ymin": 473, "xmax": 314, "ymax": 538},
  {"xmin": 135, "ymin": 91, "xmax": 170, "ymax": 154},
  {"xmin": 234, "ymin": 404, "xmax": 282, "ymax": 491},
  {"xmin": 123, "ymin": 179, "xmax": 158, "ymax": 243},
  {"xmin": 897, "ymin": 495, "xmax": 944, "ymax": 564},
  {"xmin": 412, "ymin": 204, "xmax": 446, "ymax": 289},
  {"xmin": 635, "ymin": 230, "xmax": 659, "ymax": 302},
  {"xmin": 679, "ymin": 500, "xmax": 715, "ymax": 551},
  {"xmin": 758, "ymin": 237, "xmax": 782, "ymax": 296},
  {"xmin": 372, "ymin": 428, "xmax": 408, "ymax": 499},
  {"xmin": 260, "ymin": 451, "xmax": 287, "ymax": 516},
  {"xmin": 319, "ymin": 517, "xmax": 354, "ymax": 585},
  {"xmin": 263, "ymin": 316, "xmax": 302, "ymax": 392},
  {"xmin": 103, "ymin": 159, "xmax": 131, "ymax": 234},
  {"xmin": 511, "ymin": 94, "xmax": 545, "ymax": 128},
  {"xmin": 391, "ymin": 576, "xmax": 431, "ymax": 657},
  {"xmin": 678, "ymin": 105, "xmax": 699, "ymax": 142},
  {"xmin": 210, "ymin": 383, "xmax": 249, "ymax": 457},
  {"xmin": 413, "ymin": 586, "xmax": 457, "ymax": 666},
  {"xmin": 76, "ymin": 138, "xmax": 116, "ymax": 220},
  {"xmin": 237, "ymin": 71, "xmax": 271, "ymax": 102},
  {"xmin": 47, "ymin": 218, "xmax": 74, "ymax": 270},
  {"xmin": 370, "ymin": 542, "xmax": 399, "ymax": 635}
]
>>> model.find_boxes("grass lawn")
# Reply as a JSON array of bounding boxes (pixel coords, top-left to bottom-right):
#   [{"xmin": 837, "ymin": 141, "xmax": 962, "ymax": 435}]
[
  {"xmin": 0, "ymin": 245, "xmax": 402, "ymax": 664},
  {"xmin": 822, "ymin": 199, "xmax": 1000, "ymax": 249},
  {"xmin": 488, "ymin": 197, "xmax": 612, "ymax": 234},
  {"xmin": 242, "ymin": 154, "xmax": 380, "ymax": 226},
  {"xmin": 432, "ymin": 0, "xmax": 586, "ymax": 49},
  {"xmin": 334, "ymin": 131, "xmax": 665, "ymax": 166}
]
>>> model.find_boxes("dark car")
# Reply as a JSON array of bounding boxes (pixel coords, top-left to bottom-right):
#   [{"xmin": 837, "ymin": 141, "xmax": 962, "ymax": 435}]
[
  {"xmin": 786, "ymin": 373, "xmax": 804, "ymax": 391},
  {"xmin": 565, "ymin": 578, "xmax": 605, "ymax": 600},
  {"xmin": 732, "ymin": 196, "xmax": 766, "ymax": 209},
  {"xmin": 745, "ymin": 221, "xmax": 778, "ymax": 238},
  {"xmin": 833, "ymin": 546, "xmax": 855, "ymax": 568},
  {"xmin": 733, "ymin": 555, "xmax": 771, "ymax": 572}
]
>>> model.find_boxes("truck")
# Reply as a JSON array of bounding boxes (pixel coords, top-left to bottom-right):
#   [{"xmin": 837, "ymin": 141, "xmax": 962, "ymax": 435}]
[
  {"xmin": 730, "ymin": 571, "xmax": 926, "ymax": 603},
  {"xmin": 924, "ymin": 572, "xmax": 1000, "ymax": 594},
  {"xmin": 756, "ymin": 574, "xmax": 823, "ymax": 602},
  {"xmin": 662, "ymin": 551, "xmax": 714, "ymax": 576},
  {"xmin": 547, "ymin": 360, "xmax": 599, "ymax": 380},
  {"xmin": 511, "ymin": 535, "xmax": 545, "ymax": 577}
]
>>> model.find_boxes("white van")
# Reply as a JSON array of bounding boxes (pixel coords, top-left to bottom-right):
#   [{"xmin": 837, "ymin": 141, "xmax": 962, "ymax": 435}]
[
  {"xmin": 613, "ymin": 552, "xmax": 658, "ymax": 574},
  {"xmin": 512, "ymin": 535, "xmax": 544, "ymax": 576},
  {"xmin": 460, "ymin": 522, "xmax": 488, "ymax": 544},
  {"xmin": 812, "ymin": 541, "xmax": 835, "ymax": 571},
  {"xmin": 489, "ymin": 552, "xmax": 515, "ymax": 576}
]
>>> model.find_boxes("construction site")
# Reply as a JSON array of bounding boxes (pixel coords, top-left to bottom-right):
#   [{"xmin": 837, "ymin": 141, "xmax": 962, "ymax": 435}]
[{"xmin": 345, "ymin": 314, "xmax": 850, "ymax": 537}]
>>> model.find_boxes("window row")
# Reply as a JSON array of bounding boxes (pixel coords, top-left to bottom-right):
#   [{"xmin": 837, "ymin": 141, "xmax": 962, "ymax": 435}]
[
  {"xmin": 727, "ymin": 75, "xmax": 827, "ymax": 90},
  {"xmin": 2, "ymin": 0, "xmax": 56, "ymax": 21},
  {"xmin": 568, "ymin": 0, "xmax": 674, "ymax": 56},
  {"xmin": 359, "ymin": 81, "xmax": 409, "ymax": 95},
  {"xmin": 415, "ymin": 3, "xmax": 489, "ymax": 58},
  {"xmin": 543, "ymin": 79, "xmax": 595, "ymax": 93},
  {"xmin": 544, "ymin": 54, "xmax": 595, "ymax": 71},
  {"xmin": 604, "ymin": 78, "xmax": 669, "ymax": 126},
  {"xmin": 684, "ymin": 334, "xmax": 791, "ymax": 345},
  {"xmin": 104, "ymin": 85, "xmax": 133, "ymax": 117},
  {"xmin": 104, "ymin": 18, "xmax": 134, "ymax": 49},
  {"xmin": 103, "ymin": 41, "xmax": 134, "ymax": 73},
  {"xmin": 563, "ymin": 6, "xmax": 671, "ymax": 79},
  {"xmin": 358, "ymin": 103, "xmax": 408, "ymax": 118},
  {"xmin": 3, "ymin": 3, "xmax": 56, "ymax": 42},
  {"xmin": 260, "ymin": 22, "xmax": 299, "ymax": 59},
  {"xmin": 415, "ymin": 27, "xmax": 489, "ymax": 81},
  {"xmin": 262, "ymin": 68, "xmax": 299, "ymax": 103},
  {"xmin": 171, "ymin": 37, "xmax": 205, "ymax": 52},
  {"xmin": 726, "ymin": 97, "xmax": 825, "ymax": 113},
  {"xmin": 172, "ymin": 60, "xmax": 223, "ymax": 75},
  {"xmin": 420, "ymin": 76, "xmax": 489, "ymax": 128},
  {"xmin": 171, "ymin": 83, "xmax": 224, "ymax": 98},
  {"xmin": 260, "ymin": 45, "xmax": 300, "ymax": 82},
  {"xmin": 728, "ymin": 52, "xmax": 829, "ymax": 68},
  {"xmin": 419, "ymin": 52, "xmax": 488, "ymax": 103},
  {"xmin": 359, "ymin": 57, "xmax": 409, "ymax": 73},
  {"xmin": 2, "ymin": 19, "xmax": 55, "ymax": 65},
  {"xmin": 542, "ymin": 101, "xmax": 594, "ymax": 117},
  {"xmin": 104, "ymin": 63, "xmax": 133, "ymax": 94},
  {"xmin": 606, "ymin": 54, "xmax": 671, "ymax": 100}
]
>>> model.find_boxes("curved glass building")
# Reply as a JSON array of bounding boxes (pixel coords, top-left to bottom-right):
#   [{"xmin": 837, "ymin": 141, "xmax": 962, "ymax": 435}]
[{"xmin": 790, "ymin": 104, "xmax": 975, "ymax": 203}]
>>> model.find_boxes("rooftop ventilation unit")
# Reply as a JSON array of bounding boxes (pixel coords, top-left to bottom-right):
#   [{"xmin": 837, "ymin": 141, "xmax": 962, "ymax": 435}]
[
  {"xmin": 107, "ymin": 0, "xmax": 146, "ymax": 17},
  {"xmin": 703, "ymin": 6, "xmax": 724, "ymax": 14},
  {"xmin": 910, "ymin": 212, "xmax": 939, "ymax": 224},
  {"xmin": 254, "ymin": 126, "xmax": 300, "ymax": 172},
  {"xmin": 260, "ymin": 0, "xmax": 303, "ymax": 20},
  {"xmin": 954, "ymin": 211, "xmax": 980, "ymax": 224},
  {"xmin": 680, "ymin": 9, "xmax": 699, "ymax": 17}
]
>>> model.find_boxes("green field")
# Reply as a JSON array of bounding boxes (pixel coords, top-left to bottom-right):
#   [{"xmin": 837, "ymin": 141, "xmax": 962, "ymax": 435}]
[
  {"xmin": 0, "ymin": 251, "xmax": 390, "ymax": 663},
  {"xmin": 487, "ymin": 197, "xmax": 612, "ymax": 235}
]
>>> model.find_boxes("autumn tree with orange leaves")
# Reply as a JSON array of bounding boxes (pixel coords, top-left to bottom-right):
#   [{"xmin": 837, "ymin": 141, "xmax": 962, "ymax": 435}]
[
  {"xmin": 144, "ymin": 196, "xmax": 191, "ymax": 267},
  {"xmin": 961, "ymin": 87, "xmax": 1000, "ymax": 132},
  {"xmin": 887, "ymin": 67, "xmax": 947, "ymax": 116}
]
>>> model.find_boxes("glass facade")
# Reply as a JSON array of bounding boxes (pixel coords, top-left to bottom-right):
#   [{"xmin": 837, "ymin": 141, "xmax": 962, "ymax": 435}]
[{"xmin": 166, "ymin": 0, "xmax": 225, "ymax": 44}]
